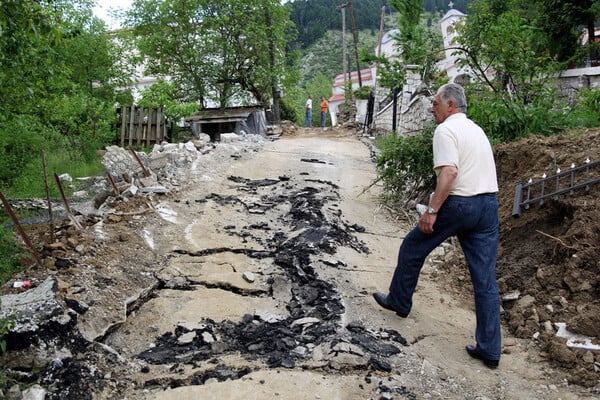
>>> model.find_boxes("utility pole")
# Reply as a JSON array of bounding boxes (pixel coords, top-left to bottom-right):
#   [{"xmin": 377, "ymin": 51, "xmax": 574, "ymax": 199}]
[
  {"xmin": 337, "ymin": 3, "xmax": 348, "ymax": 97},
  {"xmin": 348, "ymin": 0, "xmax": 362, "ymax": 87},
  {"xmin": 377, "ymin": 6, "xmax": 385, "ymax": 57}
]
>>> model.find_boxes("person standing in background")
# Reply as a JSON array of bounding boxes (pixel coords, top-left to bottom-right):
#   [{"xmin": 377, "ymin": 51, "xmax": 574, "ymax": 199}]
[
  {"xmin": 320, "ymin": 96, "xmax": 329, "ymax": 128},
  {"xmin": 304, "ymin": 95, "xmax": 313, "ymax": 127}
]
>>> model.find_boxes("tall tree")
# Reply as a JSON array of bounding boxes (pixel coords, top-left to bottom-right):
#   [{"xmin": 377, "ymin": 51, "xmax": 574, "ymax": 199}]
[
  {"xmin": 453, "ymin": 0, "xmax": 584, "ymax": 141},
  {"xmin": 128, "ymin": 0, "xmax": 292, "ymax": 110},
  {"xmin": 455, "ymin": 0, "xmax": 561, "ymax": 103},
  {"xmin": 0, "ymin": 0, "xmax": 126, "ymax": 189},
  {"xmin": 0, "ymin": 0, "xmax": 62, "ymax": 116},
  {"xmin": 389, "ymin": 0, "xmax": 427, "ymax": 65},
  {"xmin": 361, "ymin": 0, "xmax": 441, "ymax": 89},
  {"xmin": 532, "ymin": 0, "xmax": 599, "ymax": 66}
]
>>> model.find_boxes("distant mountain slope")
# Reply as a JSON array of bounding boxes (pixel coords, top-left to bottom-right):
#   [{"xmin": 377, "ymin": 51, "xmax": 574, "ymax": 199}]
[
  {"xmin": 288, "ymin": 0, "xmax": 473, "ymax": 50},
  {"xmin": 289, "ymin": 0, "xmax": 390, "ymax": 50},
  {"xmin": 299, "ymin": 29, "xmax": 382, "ymax": 86}
]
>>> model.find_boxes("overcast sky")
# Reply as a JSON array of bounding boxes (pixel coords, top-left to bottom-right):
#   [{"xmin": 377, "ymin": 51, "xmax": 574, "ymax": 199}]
[
  {"xmin": 93, "ymin": 0, "xmax": 132, "ymax": 29},
  {"xmin": 93, "ymin": 0, "xmax": 290, "ymax": 29}
]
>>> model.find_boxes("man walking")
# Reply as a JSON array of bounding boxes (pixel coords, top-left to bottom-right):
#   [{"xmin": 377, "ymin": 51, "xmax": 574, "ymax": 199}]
[{"xmin": 372, "ymin": 83, "xmax": 501, "ymax": 369}]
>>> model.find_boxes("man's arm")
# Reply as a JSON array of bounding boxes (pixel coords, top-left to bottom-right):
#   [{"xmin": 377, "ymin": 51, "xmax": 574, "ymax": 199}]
[{"xmin": 418, "ymin": 165, "xmax": 457, "ymax": 234}]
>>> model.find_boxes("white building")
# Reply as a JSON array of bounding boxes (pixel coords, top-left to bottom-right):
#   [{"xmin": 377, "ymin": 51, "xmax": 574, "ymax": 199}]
[
  {"xmin": 328, "ymin": 67, "xmax": 376, "ymax": 126},
  {"xmin": 327, "ymin": 29, "xmax": 401, "ymax": 126},
  {"xmin": 437, "ymin": 9, "xmax": 471, "ymax": 82}
]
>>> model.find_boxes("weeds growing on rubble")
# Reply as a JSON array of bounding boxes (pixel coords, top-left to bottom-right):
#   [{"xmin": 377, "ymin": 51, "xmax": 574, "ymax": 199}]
[
  {"xmin": 4, "ymin": 152, "xmax": 104, "ymax": 199},
  {"xmin": 0, "ymin": 221, "xmax": 22, "ymax": 286},
  {"xmin": 0, "ymin": 298, "xmax": 16, "ymax": 393}
]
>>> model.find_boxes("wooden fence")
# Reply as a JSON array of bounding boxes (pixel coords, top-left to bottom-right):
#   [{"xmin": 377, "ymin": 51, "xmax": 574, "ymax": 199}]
[{"xmin": 119, "ymin": 105, "xmax": 167, "ymax": 147}]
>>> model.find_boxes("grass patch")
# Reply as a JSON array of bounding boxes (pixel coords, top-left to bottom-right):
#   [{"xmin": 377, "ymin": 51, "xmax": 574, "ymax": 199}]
[
  {"xmin": 2, "ymin": 151, "xmax": 104, "ymax": 199},
  {"xmin": 0, "ymin": 219, "xmax": 25, "ymax": 285}
]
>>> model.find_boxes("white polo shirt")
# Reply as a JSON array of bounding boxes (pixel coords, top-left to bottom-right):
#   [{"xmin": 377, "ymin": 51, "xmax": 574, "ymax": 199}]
[{"xmin": 433, "ymin": 113, "xmax": 498, "ymax": 196}]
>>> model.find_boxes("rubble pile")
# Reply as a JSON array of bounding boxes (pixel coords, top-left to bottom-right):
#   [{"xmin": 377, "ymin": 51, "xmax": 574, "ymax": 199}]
[{"xmin": 0, "ymin": 133, "xmax": 270, "ymax": 397}]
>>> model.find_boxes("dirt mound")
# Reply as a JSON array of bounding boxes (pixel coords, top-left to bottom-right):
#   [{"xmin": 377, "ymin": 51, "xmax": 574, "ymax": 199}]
[{"xmin": 442, "ymin": 127, "xmax": 600, "ymax": 387}]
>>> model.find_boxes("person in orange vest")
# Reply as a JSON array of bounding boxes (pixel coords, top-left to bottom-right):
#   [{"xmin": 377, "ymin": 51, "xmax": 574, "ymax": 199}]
[{"xmin": 319, "ymin": 96, "xmax": 329, "ymax": 128}]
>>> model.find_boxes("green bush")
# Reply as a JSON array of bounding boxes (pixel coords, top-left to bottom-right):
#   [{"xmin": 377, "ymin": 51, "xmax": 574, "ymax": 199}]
[
  {"xmin": 354, "ymin": 85, "xmax": 372, "ymax": 100},
  {"xmin": 375, "ymin": 125, "xmax": 436, "ymax": 207},
  {"xmin": 567, "ymin": 88, "xmax": 600, "ymax": 127},
  {"xmin": 42, "ymin": 93, "xmax": 116, "ymax": 162},
  {"xmin": 6, "ymin": 151, "xmax": 104, "ymax": 198},
  {"xmin": 0, "ymin": 96, "xmax": 112, "ymax": 197},
  {"xmin": 0, "ymin": 116, "xmax": 50, "ymax": 189},
  {"xmin": 279, "ymin": 97, "xmax": 298, "ymax": 122},
  {"xmin": 466, "ymin": 86, "xmax": 568, "ymax": 144}
]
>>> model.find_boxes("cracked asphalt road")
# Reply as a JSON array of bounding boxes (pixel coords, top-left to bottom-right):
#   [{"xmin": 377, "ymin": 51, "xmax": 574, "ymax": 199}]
[
  {"xmin": 31, "ymin": 128, "xmax": 590, "ymax": 399},
  {"xmin": 101, "ymin": 129, "xmax": 592, "ymax": 399}
]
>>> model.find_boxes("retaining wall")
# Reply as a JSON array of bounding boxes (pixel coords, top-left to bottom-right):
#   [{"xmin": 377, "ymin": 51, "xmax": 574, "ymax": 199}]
[{"xmin": 371, "ymin": 65, "xmax": 600, "ymax": 137}]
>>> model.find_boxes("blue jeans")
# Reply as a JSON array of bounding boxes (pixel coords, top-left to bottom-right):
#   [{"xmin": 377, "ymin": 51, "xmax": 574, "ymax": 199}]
[
  {"xmin": 304, "ymin": 109, "xmax": 312, "ymax": 127},
  {"xmin": 387, "ymin": 194, "xmax": 501, "ymax": 360},
  {"xmin": 320, "ymin": 111, "xmax": 327, "ymax": 127}
]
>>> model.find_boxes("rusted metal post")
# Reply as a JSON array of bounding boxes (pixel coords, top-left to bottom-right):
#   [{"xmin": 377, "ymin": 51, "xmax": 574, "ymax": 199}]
[
  {"xmin": 570, "ymin": 169, "xmax": 575, "ymax": 194},
  {"xmin": 42, "ymin": 152, "xmax": 54, "ymax": 243},
  {"xmin": 129, "ymin": 147, "xmax": 151, "ymax": 177},
  {"xmin": 53, "ymin": 173, "xmax": 83, "ymax": 230},
  {"xmin": 0, "ymin": 192, "xmax": 43, "ymax": 268},
  {"xmin": 106, "ymin": 173, "xmax": 120, "ymax": 196}
]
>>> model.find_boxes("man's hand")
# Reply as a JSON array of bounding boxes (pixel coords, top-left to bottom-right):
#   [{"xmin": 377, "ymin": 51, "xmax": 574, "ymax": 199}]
[{"xmin": 418, "ymin": 212, "xmax": 437, "ymax": 234}]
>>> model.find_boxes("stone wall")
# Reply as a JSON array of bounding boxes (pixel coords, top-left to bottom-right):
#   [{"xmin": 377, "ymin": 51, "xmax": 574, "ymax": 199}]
[
  {"xmin": 371, "ymin": 65, "xmax": 600, "ymax": 137},
  {"xmin": 372, "ymin": 65, "xmax": 433, "ymax": 136},
  {"xmin": 556, "ymin": 66, "xmax": 600, "ymax": 104}
]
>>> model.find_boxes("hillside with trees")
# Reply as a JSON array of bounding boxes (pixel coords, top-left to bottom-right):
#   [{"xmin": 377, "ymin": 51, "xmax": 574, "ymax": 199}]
[{"xmin": 288, "ymin": 0, "xmax": 473, "ymax": 51}]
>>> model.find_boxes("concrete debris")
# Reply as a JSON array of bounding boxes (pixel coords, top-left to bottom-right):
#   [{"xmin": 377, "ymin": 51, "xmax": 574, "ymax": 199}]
[
  {"xmin": 58, "ymin": 173, "xmax": 73, "ymax": 183},
  {"xmin": 554, "ymin": 322, "xmax": 600, "ymax": 351},
  {"xmin": 290, "ymin": 317, "xmax": 321, "ymax": 327},
  {"xmin": 254, "ymin": 309, "xmax": 285, "ymax": 323},
  {"xmin": 101, "ymin": 146, "xmax": 142, "ymax": 178},
  {"xmin": 0, "ymin": 275, "xmax": 64, "ymax": 334},
  {"xmin": 502, "ymin": 290, "xmax": 520, "ymax": 301},
  {"xmin": 242, "ymin": 271, "xmax": 255, "ymax": 283},
  {"xmin": 23, "ymin": 384, "xmax": 47, "ymax": 400},
  {"xmin": 220, "ymin": 133, "xmax": 241, "ymax": 143},
  {"xmin": 87, "ymin": 136, "xmax": 266, "ymax": 213}
]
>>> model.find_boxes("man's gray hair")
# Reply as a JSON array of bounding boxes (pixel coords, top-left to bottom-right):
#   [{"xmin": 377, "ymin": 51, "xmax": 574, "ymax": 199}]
[{"xmin": 437, "ymin": 83, "xmax": 467, "ymax": 112}]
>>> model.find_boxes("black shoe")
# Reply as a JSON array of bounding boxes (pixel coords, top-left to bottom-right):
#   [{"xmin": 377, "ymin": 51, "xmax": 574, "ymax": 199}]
[
  {"xmin": 372, "ymin": 292, "xmax": 408, "ymax": 318},
  {"xmin": 465, "ymin": 345, "xmax": 499, "ymax": 369}
]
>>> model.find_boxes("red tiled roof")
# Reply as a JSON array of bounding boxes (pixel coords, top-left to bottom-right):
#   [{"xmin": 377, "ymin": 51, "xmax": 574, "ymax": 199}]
[
  {"xmin": 329, "ymin": 93, "xmax": 345, "ymax": 102},
  {"xmin": 334, "ymin": 68, "xmax": 373, "ymax": 84}
]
